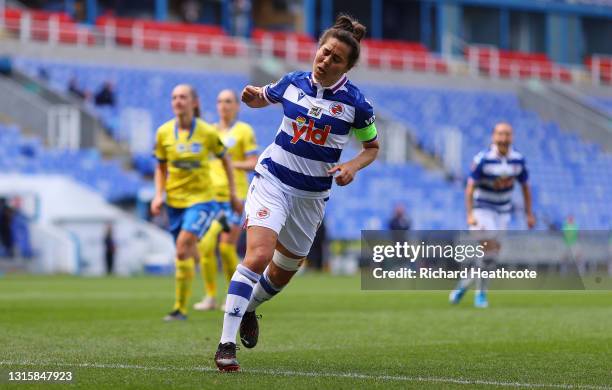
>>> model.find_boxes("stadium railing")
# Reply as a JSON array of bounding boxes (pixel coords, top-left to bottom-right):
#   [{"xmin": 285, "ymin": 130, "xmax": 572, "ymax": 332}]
[
  {"xmin": 465, "ymin": 45, "xmax": 574, "ymax": 83},
  {"xmin": 1, "ymin": 9, "xmax": 448, "ymax": 77},
  {"xmin": 585, "ymin": 55, "xmax": 612, "ymax": 85},
  {"xmin": 3, "ymin": 7, "xmax": 609, "ymax": 86},
  {"xmin": 442, "ymin": 34, "xmax": 605, "ymax": 86}
]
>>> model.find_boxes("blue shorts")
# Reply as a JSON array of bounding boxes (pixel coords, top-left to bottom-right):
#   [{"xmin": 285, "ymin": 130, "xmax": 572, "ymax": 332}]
[
  {"xmin": 167, "ymin": 202, "xmax": 220, "ymax": 242},
  {"xmin": 219, "ymin": 201, "xmax": 244, "ymax": 226}
]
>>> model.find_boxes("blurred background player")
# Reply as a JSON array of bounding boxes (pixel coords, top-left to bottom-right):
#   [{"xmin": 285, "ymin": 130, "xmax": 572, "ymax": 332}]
[
  {"xmin": 214, "ymin": 14, "xmax": 379, "ymax": 371},
  {"xmin": 150, "ymin": 84, "xmax": 241, "ymax": 321},
  {"xmin": 450, "ymin": 122, "xmax": 535, "ymax": 308},
  {"xmin": 194, "ymin": 89, "xmax": 258, "ymax": 311}
]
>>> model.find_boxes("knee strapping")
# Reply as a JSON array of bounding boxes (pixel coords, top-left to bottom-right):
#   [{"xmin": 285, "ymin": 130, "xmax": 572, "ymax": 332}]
[{"xmin": 271, "ymin": 250, "xmax": 304, "ymax": 272}]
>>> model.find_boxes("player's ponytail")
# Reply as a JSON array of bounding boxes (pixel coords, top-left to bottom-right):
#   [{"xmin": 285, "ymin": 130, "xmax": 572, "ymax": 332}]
[
  {"xmin": 188, "ymin": 85, "xmax": 201, "ymax": 118},
  {"xmin": 319, "ymin": 14, "xmax": 366, "ymax": 70}
]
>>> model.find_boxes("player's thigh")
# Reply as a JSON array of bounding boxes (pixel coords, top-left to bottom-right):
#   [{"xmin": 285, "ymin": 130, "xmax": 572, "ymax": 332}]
[
  {"xmin": 496, "ymin": 212, "xmax": 511, "ymax": 230},
  {"xmin": 166, "ymin": 206, "xmax": 185, "ymax": 242},
  {"xmin": 220, "ymin": 225, "xmax": 242, "ymax": 244},
  {"xmin": 471, "ymin": 208, "xmax": 498, "ymax": 230},
  {"xmin": 242, "ymin": 225, "xmax": 278, "ymax": 274},
  {"xmin": 277, "ymin": 196, "xmax": 325, "ymax": 259}
]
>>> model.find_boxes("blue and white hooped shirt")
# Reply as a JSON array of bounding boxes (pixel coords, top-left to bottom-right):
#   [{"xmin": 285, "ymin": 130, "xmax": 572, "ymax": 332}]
[
  {"xmin": 470, "ymin": 145, "xmax": 529, "ymax": 213},
  {"xmin": 257, "ymin": 71, "xmax": 378, "ymax": 199}
]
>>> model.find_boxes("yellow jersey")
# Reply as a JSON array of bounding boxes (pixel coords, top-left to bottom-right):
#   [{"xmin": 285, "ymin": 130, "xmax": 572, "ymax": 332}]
[
  {"xmin": 210, "ymin": 121, "xmax": 258, "ymax": 201},
  {"xmin": 153, "ymin": 118, "xmax": 226, "ymax": 208}
]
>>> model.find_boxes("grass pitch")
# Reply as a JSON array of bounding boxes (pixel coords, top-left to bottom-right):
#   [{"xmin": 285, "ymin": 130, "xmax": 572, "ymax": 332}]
[{"xmin": 0, "ymin": 274, "xmax": 611, "ymax": 389}]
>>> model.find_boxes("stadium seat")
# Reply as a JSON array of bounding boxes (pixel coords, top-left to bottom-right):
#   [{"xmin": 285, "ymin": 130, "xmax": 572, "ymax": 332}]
[{"xmin": 0, "ymin": 123, "xmax": 145, "ymax": 203}]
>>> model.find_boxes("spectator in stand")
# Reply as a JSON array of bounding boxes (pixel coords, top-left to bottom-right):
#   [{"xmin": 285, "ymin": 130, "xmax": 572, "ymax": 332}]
[
  {"xmin": 181, "ymin": 0, "xmax": 201, "ymax": 23},
  {"xmin": 38, "ymin": 67, "xmax": 50, "ymax": 82},
  {"xmin": 95, "ymin": 82, "xmax": 116, "ymax": 107},
  {"xmin": 388, "ymin": 204, "xmax": 411, "ymax": 231},
  {"xmin": 68, "ymin": 76, "xmax": 87, "ymax": 100},
  {"xmin": 232, "ymin": 0, "xmax": 252, "ymax": 37}
]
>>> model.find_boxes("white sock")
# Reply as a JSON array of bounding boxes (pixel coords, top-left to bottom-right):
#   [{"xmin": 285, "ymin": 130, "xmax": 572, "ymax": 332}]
[
  {"xmin": 247, "ymin": 266, "xmax": 283, "ymax": 313},
  {"xmin": 219, "ymin": 264, "xmax": 260, "ymax": 344},
  {"xmin": 457, "ymin": 277, "xmax": 473, "ymax": 290}
]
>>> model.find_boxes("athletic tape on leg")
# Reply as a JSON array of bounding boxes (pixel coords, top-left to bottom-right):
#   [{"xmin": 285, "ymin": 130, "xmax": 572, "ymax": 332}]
[{"xmin": 272, "ymin": 250, "xmax": 303, "ymax": 272}]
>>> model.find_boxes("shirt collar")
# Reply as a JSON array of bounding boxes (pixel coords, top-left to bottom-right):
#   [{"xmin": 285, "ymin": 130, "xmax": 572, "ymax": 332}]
[
  {"xmin": 174, "ymin": 117, "xmax": 196, "ymax": 140},
  {"xmin": 309, "ymin": 72, "xmax": 348, "ymax": 94},
  {"xmin": 215, "ymin": 119, "xmax": 237, "ymax": 132}
]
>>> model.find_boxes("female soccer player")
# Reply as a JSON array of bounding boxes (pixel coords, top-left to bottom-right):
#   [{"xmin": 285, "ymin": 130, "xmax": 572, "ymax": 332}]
[
  {"xmin": 449, "ymin": 122, "xmax": 535, "ymax": 308},
  {"xmin": 151, "ymin": 84, "xmax": 241, "ymax": 321},
  {"xmin": 215, "ymin": 15, "xmax": 379, "ymax": 371},
  {"xmin": 194, "ymin": 89, "xmax": 258, "ymax": 311}
]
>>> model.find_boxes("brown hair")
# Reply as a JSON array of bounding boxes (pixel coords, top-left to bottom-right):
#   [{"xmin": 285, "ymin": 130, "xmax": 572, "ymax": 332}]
[
  {"xmin": 318, "ymin": 14, "xmax": 366, "ymax": 70},
  {"xmin": 218, "ymin": 89, "xmax": 239, "ymax": 104},
  {"xmin": 187, "ymin": 85, "xmax": 201, "ymax": 118}
]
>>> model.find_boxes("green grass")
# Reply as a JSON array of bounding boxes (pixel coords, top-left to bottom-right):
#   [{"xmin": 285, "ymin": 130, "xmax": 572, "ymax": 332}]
[{"xmin": 1, "ymin": 274, "xmax": 611, "ymax": 389}]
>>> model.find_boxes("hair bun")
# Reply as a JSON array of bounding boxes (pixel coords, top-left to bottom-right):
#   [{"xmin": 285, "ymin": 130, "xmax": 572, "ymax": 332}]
[{"xmin": 333, "ymin": 14, "xmax": 366, "ymax": 42}]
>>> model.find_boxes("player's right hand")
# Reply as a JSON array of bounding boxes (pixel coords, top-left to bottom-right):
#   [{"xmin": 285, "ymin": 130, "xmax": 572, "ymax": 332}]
[
  {"xmin": 241, "ymin": 86, "xmax": 261, "ymax": 104},
  {"xmin": 230, "ymin": 194, "xmax": 244, "ymax": 215},
  {"xmin": 150, "ymin": 195, "xmax": 164, "ymax": 216},
  {"xmin": 467, "ymin": 213, "xmax": 477, "ymax": 227}
]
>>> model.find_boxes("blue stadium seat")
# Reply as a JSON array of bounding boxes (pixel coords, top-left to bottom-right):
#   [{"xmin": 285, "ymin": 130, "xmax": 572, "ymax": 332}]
[{"xmin": 0, "ymin": 123, "xmax": 145, "ymax": 203}]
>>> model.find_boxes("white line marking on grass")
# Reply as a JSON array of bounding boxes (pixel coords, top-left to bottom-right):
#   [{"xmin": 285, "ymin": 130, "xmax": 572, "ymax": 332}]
[{"xmin": 0, "ymin": 360, "xmax": 609, "ymax": 389}]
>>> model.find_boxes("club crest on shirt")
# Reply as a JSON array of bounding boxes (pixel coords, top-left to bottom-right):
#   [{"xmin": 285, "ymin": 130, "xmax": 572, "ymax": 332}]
[
  {"xmin": 297, "ymin": 91, "xmax": 306, "ymax": 101},
  {"xmin": 224, "ymin": 136, "xmax": 237, "ymax": 148},
  {"xmin": 329, "ymin": 103, "xmax": 344, "ymax": 117},
  {"xmin": 308, "ymin": 105, "xmax": 323, "ymax": 119},
  {"xmin": 255, "ymin": 207, "xmax": 270, "ymax": 219}
]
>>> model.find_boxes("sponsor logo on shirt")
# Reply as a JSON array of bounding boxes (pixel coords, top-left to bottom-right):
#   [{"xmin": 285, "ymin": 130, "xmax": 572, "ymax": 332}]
[
  {"xmin": 493, "ymin": 176, "xmax": 514, "ymax": 189},
  {"xmin": 291, "ymin": 116, "xmax": 331, "ymax": 146},
  {"xmin": 172, "ymin": 160, "xmax": 201, "ymax": 170},
  {"xmin": 307, "ymin": 105, "xmax": 324, "ymax": 119},
  {"xmin": 190, "ymin": 142, "xmax": 202, "ymax": 153}
]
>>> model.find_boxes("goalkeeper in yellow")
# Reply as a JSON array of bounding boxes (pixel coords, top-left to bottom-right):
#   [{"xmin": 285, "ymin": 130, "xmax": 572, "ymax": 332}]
[
  {"xmin": 194, "ymin": 89, "xmax": 258, "ymax": 311},
  {"xmin": 151, "ymin": 84, "xmax": 242, "ymax": 321}
]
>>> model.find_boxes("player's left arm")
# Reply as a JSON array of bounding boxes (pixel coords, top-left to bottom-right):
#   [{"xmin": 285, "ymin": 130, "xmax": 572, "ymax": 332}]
[
  {"xmin": 232, "ymin": 155, "xmax": 258, "ymax": 171},
  {"xmin": 328, "ymin": 97, "xmax": 379, "ymax": 186},
  {"xmin": 518, "ymin": 161, "xmax": 535, "ymax": 229},
  {"xmin": 329, "ymin": 138, "xmax": 379, "ymax": 186},
  {"xmin": 520, "ymin": 182, "xmax": 536, "ymax": 229}
]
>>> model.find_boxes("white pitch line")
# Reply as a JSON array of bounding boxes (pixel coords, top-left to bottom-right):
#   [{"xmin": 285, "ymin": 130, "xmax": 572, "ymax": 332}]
[{"xmin": 0, "ymin": 360, "xmax": 610, "ymax": 389}]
